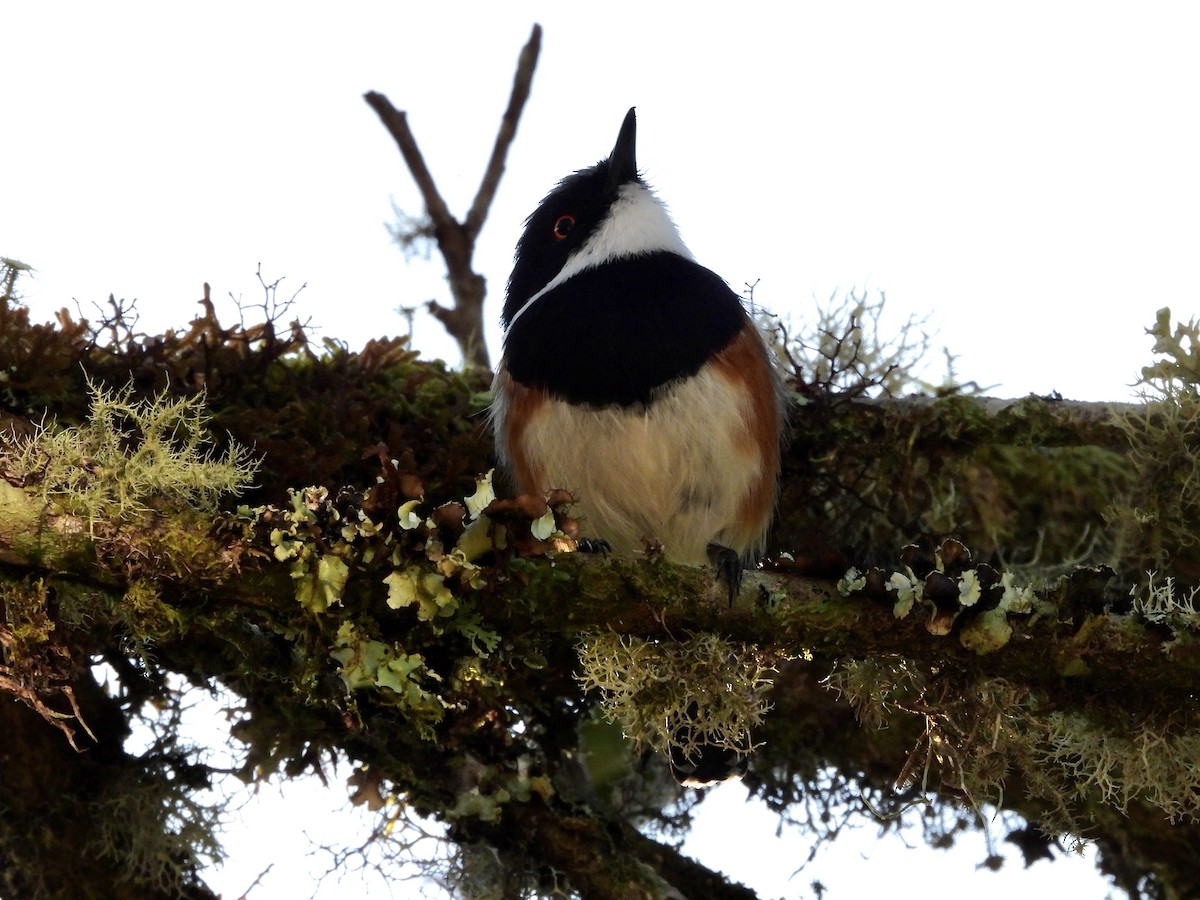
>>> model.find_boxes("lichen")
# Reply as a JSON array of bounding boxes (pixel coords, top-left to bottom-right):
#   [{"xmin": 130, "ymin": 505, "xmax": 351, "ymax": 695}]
[
  {"xmin": 1033, "ymin": 711, "xmax": 1200, "ymax": 825},
  {"xmin": 827, "ymin": 656, "xmax": 1200, "ymax": 838},
  {"xmin": 841, "ymin": 539, "xmax": 1040, "ymax": 654},
  {"xmin": 330, "ymin": 621, "xmax": 454, "ymax": 736},
  {"xmin": 1130, "ymin": 571, "xmax": 1200, "ymax": 634},
  {"xmin": 86, "ymin": 764, "xmax": 223, "ymax": 896},
  {"xmin": 1109, "ymin": 308, "xmax": 1200, "ymax": 574},
  {"xmin": 2, "ymin": 380, "xmax": 257, "ymax": 526},
  {"xmin": 576, "ymin": 632, "xmax": 777, "ymax": 763}
]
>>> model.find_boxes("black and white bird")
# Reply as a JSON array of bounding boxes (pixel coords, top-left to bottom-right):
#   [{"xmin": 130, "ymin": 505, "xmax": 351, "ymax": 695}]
[{"xmin": 492, "ymin": 108, "xmax": 784, "ymax": 784}]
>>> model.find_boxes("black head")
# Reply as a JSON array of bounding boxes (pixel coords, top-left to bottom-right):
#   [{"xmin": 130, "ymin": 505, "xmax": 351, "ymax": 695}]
[
  {"xmin": 503, "ymin": 107, "xmax": 641, "ymax": 326},
  {"xmin": 499, "ymin": 108, "xmax": 744, "ymax": 406}
]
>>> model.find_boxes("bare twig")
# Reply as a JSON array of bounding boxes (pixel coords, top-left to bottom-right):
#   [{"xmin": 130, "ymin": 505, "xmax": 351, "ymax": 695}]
[
  {"xmin": 464, "ymin": 26, "xmax": 542, "ymax": 241},
  {"xmin": 364, "ymin": 23, "xmax": 543, "ymax": 369},
  {"xmin": 0, "ymin": 673, "xmax": 90, "ymax": 751}
]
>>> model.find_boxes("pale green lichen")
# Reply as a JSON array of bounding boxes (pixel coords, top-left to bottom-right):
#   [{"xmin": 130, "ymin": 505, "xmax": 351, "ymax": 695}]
[
  {"xmin": 463, "ymin": 470, "xmax": 496, "ymax": 518},
  {"xmin": 576, "ymin": 632, "xmax": 776, "ymax": 762},
  {"xmin": 837, "ymin": 567, "xmax": 867, "ymax": 596},
  {"xmin": 1141, "ymin": 306, "xmax": 1200, "ymax": 388},
  {"xmin": 397, "ymin": 499, "xmax": 423, "ymax": 530},
  {"xmin": 886, "ymin": 567, "xmax": 921, "ymax": 618},
  {"xmin": 957, "ymin": 570, "xmax": 982, "ymax": 606},
  {"xmin": 304, "ymin": 554, "xmax": 350, "ymax": 612},
  {"xmin": 2, "ymin": 380, "xmax": 257, "ymax": 527},
  {"xmin": 331, "ymin": 621, "xmax": 454, "ymax": 736},
  {"xmin": 958, "ymin": 607, "xmax": 1012, "ymax": 655},
  {"xmin": 266, "ymin": 487, "xmax": 355, "ymax": 612},
  {"xmin": 385, "ymin": 567, "xmax": 458, "ymax": 621},
  {"xmin": 265, "ymin": 466, "xmax": 506, "ymax": 726},
  {"xmin": 863, "ymin": 555, "xmax": 1038, "ymax": 653},
  {"xmin": 1110, "ymin": 308, "xmax": 1200, "ymax": 569},
  {"xmin": 447, "ymin": 760, "xmax": 555, "ymax": 823},
  {"xmin": 530, "ymin": 508, "xmax": 556, "ymax": 540},
  {"xmin": 958, "ymin": 571, "xmax": 1038, "ymax": 655},
  {"xmin": 998, "ymin": 571, "xmax": 1037, "ymax": 614},
  {"xmin": 1033, "ymin": 711, "xmax": 1200, "ymax": 824},
  {"xmin": 828, "ymin": 657, "xmax": 1200, "ymax": 836}
]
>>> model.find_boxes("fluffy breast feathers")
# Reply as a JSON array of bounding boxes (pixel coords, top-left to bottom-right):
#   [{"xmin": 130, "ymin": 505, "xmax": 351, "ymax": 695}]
[{"xmin": 493, "ymin": 322, "xmax": 780, "ymax": 565}]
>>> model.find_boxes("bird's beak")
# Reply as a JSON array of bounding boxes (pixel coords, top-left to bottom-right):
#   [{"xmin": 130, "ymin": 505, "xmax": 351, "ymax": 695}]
[{"xmin": 606, "ymin": 107, "xmax": 638, "ymax": 194}]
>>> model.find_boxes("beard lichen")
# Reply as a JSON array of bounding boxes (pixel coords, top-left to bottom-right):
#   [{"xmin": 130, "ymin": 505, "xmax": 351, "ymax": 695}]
[
  {"xmin": 84, "ymin": 762, "xmax": 224, "ymax": 897},
  {"xmin": 575, "ymin": 631, "xmax": 777, "ymax": 763},
  {"xmin": 2, "ymin": 379, "xmax": 258, "ymax": 526},
  {"xmin": 827, "ymin": 656, "xmax": 1200, "ymax": 842},
  {"xmin": 1032, "ymin": 711, "xmax": 1200, "ymax": 826}
]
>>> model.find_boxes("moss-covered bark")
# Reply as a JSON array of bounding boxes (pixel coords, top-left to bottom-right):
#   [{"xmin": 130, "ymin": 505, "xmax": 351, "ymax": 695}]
[{"xmin": 4, "ymin": 286, "xmax": 1200, "ymax": 898}]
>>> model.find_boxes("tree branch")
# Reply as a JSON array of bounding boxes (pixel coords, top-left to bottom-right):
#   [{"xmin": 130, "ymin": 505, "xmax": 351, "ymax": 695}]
[
  {"xmin": 363, "ymin": 24, "xmax": 543, "ymax": 370},
  {"xmin": 361, "ymin": 93, "xmax": 455, "ymax": 240},
  {"xmin": 4, "ymin": 282, "xmax": 1195, "ymax": 897},
  {"xmin": 464, "ymin": 24, "xmax": 542, "ymax": 241}
]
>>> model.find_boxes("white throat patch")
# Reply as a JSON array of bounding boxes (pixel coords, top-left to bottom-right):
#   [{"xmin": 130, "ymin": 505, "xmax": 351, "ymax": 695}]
[
  {"xmin": 507, "ymin": 182, "xmax": 694, "ymax": 330},
  {"xmin": 579, "ymin": 181, "xmax": 693, "ymax": 267}
]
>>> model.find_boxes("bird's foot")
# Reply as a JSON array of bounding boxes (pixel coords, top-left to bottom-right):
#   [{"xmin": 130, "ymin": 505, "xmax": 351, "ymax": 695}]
[
  {"xmin": 576, "ymin": 537, "xmax": 611, "ymax": 555},
  {"xmin": 707, "ymin": 542, "xmax": 744, "ymax": 604}
]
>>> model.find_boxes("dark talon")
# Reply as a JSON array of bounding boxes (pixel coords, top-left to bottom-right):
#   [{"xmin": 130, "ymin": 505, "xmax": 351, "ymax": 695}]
[
  {"xmin": 707, "ymin": 542, "xmax": 743, "ymax": 604},
  {"xmin": 576, "ymin": 537, "xmax": 611, "ymax": 555}
]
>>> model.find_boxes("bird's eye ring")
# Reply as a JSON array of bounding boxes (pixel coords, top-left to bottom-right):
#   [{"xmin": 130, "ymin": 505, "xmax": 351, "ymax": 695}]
[{"xmin": 552, "ymin": 214, "xmax": 576, "ymax": 240}]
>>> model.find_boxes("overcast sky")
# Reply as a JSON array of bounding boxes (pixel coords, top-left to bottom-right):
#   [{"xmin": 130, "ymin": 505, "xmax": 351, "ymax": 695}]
[{"xmin": 5, "ymin": 2, "xmax": 1192, "ymax": 896}]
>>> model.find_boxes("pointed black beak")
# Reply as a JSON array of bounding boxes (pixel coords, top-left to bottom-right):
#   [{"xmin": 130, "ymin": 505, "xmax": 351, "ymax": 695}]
[{"xmin": 605, "ymin": 107, "xmax": 638, "ymax": 194}]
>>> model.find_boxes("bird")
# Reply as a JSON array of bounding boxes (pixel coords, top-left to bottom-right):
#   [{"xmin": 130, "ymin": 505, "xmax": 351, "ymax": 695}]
[{"xmin": 491, "ymin": 108, "xmax": 784, "ymax": 784}]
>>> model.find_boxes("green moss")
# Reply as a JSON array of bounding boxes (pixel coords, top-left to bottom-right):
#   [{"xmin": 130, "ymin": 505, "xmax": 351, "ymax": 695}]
[{"xmin": 0, "ymin": 578, "xmax": 54, "ymax": 661}]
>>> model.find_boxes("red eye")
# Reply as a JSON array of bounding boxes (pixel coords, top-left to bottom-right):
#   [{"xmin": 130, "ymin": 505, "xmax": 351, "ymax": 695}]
[{"xmin": 552, "ymin": 214, "xmax": 576, "ymax": 240}]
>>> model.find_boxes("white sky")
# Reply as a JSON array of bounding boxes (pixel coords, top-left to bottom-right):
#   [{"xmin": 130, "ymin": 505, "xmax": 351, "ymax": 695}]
[
  {"xmin": 6, "ymin": 2, "xmax": 1190, "ymax": 895},
  {"xmin": 6, "ymin": 4, "xmax": 1199, "ymax": 402}
]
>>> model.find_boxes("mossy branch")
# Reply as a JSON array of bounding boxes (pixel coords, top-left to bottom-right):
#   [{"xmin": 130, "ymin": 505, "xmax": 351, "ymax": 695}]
[{"xmin": 5, "ymin": 290, "xmax": 1200, "ymax": 896}]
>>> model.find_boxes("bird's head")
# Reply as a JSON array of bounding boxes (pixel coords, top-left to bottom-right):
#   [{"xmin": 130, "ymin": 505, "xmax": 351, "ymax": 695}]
[{"xmin": 503, "ymin": 107, "xmax": 691, "ymax": 329}]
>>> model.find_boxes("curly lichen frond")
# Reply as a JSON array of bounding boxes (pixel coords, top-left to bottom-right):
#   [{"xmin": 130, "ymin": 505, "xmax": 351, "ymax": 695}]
[
  {"xmin": 2, "ymin": 380, "xmax": 258, "ymax": 523},
  {"xmin": 576, "ymin": 632, "xmax": 777, "ymax": 761}
]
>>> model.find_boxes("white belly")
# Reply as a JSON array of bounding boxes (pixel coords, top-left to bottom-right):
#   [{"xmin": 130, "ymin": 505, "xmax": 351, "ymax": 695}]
[{"xmin": 505, "ymin": 366, "xmax": 764, "ymax": 565}]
